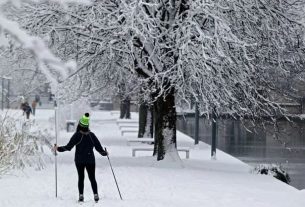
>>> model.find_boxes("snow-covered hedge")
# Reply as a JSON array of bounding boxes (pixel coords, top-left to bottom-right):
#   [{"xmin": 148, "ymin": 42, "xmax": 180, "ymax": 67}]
[
  {"xmin": 0, "ymin": 115, "xmax": 47, "ymax": 175},
  {"xmin": 254, "ymin": 164, "xmax": 291, "ymax": 184}
]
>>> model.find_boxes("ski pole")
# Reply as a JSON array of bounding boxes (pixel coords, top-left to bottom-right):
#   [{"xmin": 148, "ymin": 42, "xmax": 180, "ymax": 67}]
[
  {"xmin": 105, "ymin": 148, "xmax": 123, "ymax": 200},
  {"xmin": 54, "ymin": 107, "xmax": 58, "ymax": 198},
  {"xmin": 54, "ymin": 144, "xmax": 58, "ymax": 198}
]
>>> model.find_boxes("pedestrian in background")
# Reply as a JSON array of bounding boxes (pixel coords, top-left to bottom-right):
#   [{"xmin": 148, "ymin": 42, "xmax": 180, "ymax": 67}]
[
  {"xmin": 31, "ymin": 100, "xmax": 37, "ymax": 116},
  {"xmin": 21, "ymin": 101, "xmax": 32, "ymax": 119},
  {"xmin": 35, "ymin": 94, "xmax": 41, "ymax": 106}
]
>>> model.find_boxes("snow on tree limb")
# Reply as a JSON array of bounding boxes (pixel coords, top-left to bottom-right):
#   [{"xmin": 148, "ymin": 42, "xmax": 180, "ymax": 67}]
[
  {"xmin": 0, "ymin": 0, "xmax": 92, "ymax": 6},
  {"xmin": 16, "ymin": 0, "xmax": 305, "ymax": 118},
  {"xmin": 0, "ymin": 15, "xmax": 74, "ymax": 91},
  {"xmin": 0, "ymin": 0, "xmax": 92, "ymax": 92}
]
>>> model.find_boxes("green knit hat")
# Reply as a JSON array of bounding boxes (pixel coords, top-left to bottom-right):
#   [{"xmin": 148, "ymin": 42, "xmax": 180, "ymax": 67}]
[{"xmin": 79, "ymin": 113, "xmax": 90, "ymax": 127}]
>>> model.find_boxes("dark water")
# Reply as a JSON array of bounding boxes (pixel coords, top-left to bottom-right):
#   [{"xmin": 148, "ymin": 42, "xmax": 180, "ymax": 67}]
[{"xmin": 177, "ymin": 116, "xmax": 305, "ymax": 190}]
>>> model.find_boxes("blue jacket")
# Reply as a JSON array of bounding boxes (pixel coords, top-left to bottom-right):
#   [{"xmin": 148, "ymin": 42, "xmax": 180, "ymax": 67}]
[{"xmin": 57, "ymin": 131, "xmax": 107, "ymax": 164}]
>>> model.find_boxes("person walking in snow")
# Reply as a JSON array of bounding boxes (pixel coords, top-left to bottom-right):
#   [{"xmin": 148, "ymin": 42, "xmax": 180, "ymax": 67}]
[
  {"xmin": 53, "ymin": 113, "xmax": 108, "ymax": 203},
  {"xmin": 21, "ymin": 101, "xmax": 32, "ymax": 119},
  {"xmin": 31, "ymin": 100, "xmax": 37, "ymax": 116}
]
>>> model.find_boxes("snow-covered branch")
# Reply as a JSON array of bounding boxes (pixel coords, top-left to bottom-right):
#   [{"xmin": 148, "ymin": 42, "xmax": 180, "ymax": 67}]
[
  {"xmin": 0, "ymin": 0, "xmax": 92, "ymax": 92},
  {"xmin": 16, "ymin": 0, "xmax": 305, "ymax": 118}
]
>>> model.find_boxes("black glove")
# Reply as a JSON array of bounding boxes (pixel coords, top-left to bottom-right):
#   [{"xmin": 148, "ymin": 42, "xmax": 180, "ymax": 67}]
[{"xmin": 101, "ymin": 151, "xmax": 108, "ymax": 156}]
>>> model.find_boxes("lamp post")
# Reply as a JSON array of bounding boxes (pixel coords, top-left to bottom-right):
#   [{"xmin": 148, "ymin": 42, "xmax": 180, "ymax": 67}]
[
  {"xmin": 1, "ymin": 76, "xmax": 12, "ymax": 110},
  {"xmin": 7, "ymin": 78, "xmax": 10, "ymax": 108},
  {"xmin": 211, "ymin": 108, "xmax": 217, "ymax": 159},
  {"xmin": 194, "ymin": 102, "xmax": 199, "ymax": 145},
  {"xmin": 1, "ymin": 77, "xmax": 3, "ymax": 110}
]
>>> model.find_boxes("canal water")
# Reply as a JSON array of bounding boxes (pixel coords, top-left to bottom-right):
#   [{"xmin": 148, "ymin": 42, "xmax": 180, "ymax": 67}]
[{"xmin": 176, "ymin": 115, "xmax": 305, "ymax": 190}]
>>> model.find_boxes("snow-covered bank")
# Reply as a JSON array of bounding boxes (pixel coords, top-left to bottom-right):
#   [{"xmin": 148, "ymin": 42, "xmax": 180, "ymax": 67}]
[{"xmin": 0, "ymin": 110, "xmax": 304, "ymax": 207}]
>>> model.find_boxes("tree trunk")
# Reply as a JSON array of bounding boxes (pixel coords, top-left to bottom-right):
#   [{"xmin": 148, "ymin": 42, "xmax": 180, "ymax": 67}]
[
  {"xmin": 138, "ymin": 103, "xmax": 148, "ymax": 138},
  {"xmin": 153, "ymin": 88, "xmax": 177, "ymax": 161},
  {"xmin": 138, "ymin": 103, "xmax": 154, "ymax": 138},
  {"xmin": 147, "ymin": 106, "xmax": 154, "ymax": 138},
  {"xmin": 120, "ymin": 96, "xmax": 131, "ymax": 119},
  {"xmin": 125, "ymin": 97, "xmax": 131, "ymax": 119},
  {"xmin": 119, "ymin": 99, "xmax": 125, "ymax": 119}
]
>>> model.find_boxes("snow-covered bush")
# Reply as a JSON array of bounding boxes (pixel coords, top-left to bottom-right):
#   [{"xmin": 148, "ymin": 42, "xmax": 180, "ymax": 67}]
[
  {"xmin": 254, "ymin": 164, "xmax": 291, "ymax": 184},
  {"xmin": 0, "ymin": 114, "xmax": 47, "ymax": 175}
]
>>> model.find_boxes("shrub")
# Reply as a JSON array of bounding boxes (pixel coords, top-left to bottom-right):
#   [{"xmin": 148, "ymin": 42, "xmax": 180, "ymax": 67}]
[
  {"xmin": 0, "ymin": 114, "xmax": 46, "ymax": 175},
  {"xmin": 254, "ymin": 164, "xmax": 291, "ymax": 184}
]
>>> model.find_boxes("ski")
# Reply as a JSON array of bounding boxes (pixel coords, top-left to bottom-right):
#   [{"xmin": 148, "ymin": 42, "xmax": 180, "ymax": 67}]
[{"xmin": 77, "ymin": 200, "xmax": 98, "ymax": 205}]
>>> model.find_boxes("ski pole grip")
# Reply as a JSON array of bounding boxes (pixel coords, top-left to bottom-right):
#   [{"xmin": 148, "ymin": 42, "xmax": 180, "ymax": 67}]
[{"xmin": 105, "ymin": 147, "xmax": 109, "ymax": 157}]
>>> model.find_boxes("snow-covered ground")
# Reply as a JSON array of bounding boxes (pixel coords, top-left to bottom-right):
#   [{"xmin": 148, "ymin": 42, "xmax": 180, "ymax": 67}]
[{"xmin": 0, "ymin": 109, "xmax": 305, "ymax": 207}]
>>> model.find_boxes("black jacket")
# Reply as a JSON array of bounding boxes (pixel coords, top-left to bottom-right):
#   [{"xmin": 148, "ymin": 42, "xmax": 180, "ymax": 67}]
[{"xmin": 57, "ymin": 131, "xmax": 107, "ymax": 164}]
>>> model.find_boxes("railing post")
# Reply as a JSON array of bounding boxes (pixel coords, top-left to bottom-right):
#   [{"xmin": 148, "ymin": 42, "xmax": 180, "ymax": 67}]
[
  {"xmin": 194, "ymin": 102, "xmax": 199, "ymax": 145},
  {"xmin": 211, "ymin": 109, "xmax": 217, "ymax": 159}
]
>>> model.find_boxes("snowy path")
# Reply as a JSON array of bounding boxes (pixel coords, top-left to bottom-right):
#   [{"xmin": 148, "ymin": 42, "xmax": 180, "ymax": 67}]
[{"xmin": 0, "ymin": 110, "xmax": 304, "ymax": 207}]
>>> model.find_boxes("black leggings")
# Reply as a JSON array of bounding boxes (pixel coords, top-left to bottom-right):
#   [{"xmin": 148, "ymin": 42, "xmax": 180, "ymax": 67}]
[{"xmin": 75, "ymin": 163, "xmax": 98, "ymax": 195}]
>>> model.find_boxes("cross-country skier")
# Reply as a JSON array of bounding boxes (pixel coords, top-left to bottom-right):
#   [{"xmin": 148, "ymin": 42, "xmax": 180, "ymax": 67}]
[{"xmin": 53, "ymin": 113, "xmax": 108, "ymax": 203}]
